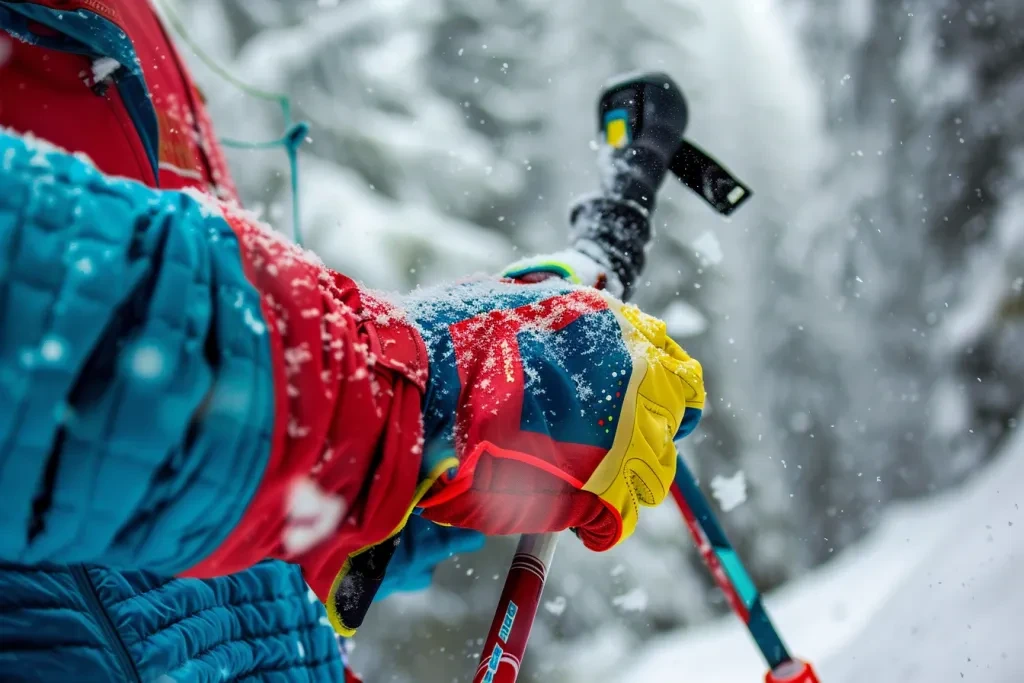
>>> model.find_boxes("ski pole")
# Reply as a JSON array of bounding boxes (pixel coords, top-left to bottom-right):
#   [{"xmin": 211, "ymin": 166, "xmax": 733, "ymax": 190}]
[
  {"xmin": 472, "ymin": 534, "xmax": 559, "ymax": 683},
  {"xmin": 476, "ymin": 71, "xmax": 760, "ymax": 683},
  {"xmin": 671, "ymin": 453, "xmax": 820, "ymax": 683}
]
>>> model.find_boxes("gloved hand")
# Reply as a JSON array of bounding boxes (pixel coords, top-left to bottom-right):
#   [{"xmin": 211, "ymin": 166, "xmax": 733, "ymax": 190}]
[
  {"xmin": 368, "ymin": 251, "xmax": 621, "ymax": 604},
  {"xmin": 375, "ymin": 515, "xmax": 485, "ymax": 601},
  {"xmin": 326, "ymin": 276, "xmax": 703, "ymax": 635},
  {"xmin": 406, "ymin": 276, "xmax": 704, "ymax": 551}
]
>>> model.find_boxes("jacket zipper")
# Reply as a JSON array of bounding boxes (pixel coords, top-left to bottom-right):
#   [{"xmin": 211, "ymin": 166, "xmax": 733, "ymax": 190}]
[{"xmin": 71, "ymin": 565, "xmax": 143, "ymax": 683}]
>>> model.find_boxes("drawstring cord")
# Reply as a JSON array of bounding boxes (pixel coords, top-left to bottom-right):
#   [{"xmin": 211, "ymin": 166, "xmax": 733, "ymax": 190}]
[{"xmin": 155, "ymin": 0, "xmax": 308, "ymax": 246}]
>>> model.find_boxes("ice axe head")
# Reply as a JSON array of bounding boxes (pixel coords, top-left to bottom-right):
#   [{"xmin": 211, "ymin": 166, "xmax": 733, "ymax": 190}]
[
  {"xmin": 598, "ymin": 70, "xmax": 753, "ymax": 216},
  {"xmin": 598, "ymin": 70, "xmax": 689, "ymax": 159}
]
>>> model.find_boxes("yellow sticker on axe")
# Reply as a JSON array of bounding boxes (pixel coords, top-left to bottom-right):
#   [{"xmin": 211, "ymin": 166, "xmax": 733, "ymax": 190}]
[{"xmin": 604, "ymin": 109, "xmax": 631, "ymax": 149}]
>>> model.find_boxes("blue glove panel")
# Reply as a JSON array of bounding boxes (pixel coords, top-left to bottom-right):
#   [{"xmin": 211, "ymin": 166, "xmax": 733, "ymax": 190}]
[{"xmin": 375, "ymin": 515, "xmax": 486, "ymax": 601}]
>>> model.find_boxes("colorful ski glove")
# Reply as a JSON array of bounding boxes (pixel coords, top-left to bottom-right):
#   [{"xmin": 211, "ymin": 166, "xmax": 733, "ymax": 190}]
[{"xmin": 405, "ymin": 276, "xmax": 704, "ymax": 551}]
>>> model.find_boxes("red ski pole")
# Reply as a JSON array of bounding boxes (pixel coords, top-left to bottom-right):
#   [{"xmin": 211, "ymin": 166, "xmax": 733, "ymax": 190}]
[
  {"xmin": 473, "ymin": 534, "xmax": 559, "ymax": 683},
  {"xmin": 671, "ymin": 453, "xmax": 820, "ymax": 683}
]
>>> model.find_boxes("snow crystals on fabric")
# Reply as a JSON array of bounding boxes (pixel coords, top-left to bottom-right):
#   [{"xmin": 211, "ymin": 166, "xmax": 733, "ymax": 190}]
[{"xmin": 91, "ymin": 56, "xmax": 121, "ymax": 83}]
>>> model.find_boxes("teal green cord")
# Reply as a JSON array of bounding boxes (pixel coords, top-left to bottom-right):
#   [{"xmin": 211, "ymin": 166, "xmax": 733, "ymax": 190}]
[
  {"xmin": 155, "ymin": 0, "xmax": 308, "ymax": 246},
  {"xmin": 221, "ymin": 122, "xmax": 309, "ymax": 249}
]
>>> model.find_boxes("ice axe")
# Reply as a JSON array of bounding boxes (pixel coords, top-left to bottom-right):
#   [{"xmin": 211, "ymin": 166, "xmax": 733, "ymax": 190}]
[
  {"xmin": 597, "ymin": 70, "xmax": 753, "ymax": 217},
  {"xmin": 474, "ymin": 71, "xmax": 819, "ymax": 683}
]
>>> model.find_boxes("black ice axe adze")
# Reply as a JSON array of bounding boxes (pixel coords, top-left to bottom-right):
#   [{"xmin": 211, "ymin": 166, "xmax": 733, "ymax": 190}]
[{"xmin": 474, "ymin": 72, "xmax": 818, "ymax": 683}]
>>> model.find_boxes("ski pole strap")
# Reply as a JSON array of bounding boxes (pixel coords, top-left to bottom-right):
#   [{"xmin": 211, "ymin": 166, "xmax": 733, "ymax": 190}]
[
  {"xmin": 670, "ymin": 452, "xmax": 793, "ymax": 670},
  {"xmin": 669, "ymin": 140, "xmax": 753, "ymax": 216}
]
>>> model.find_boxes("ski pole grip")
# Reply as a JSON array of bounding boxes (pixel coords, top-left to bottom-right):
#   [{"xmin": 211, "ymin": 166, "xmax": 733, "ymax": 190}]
[{"xmin": 473, "ymin": 534, "xmax": 558, "ymax": 683}]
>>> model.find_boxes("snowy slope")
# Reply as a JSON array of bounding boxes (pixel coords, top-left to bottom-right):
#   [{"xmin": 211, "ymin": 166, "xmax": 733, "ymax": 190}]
[
  {"xmin": 615, "ymin": 425, "xmax": 1024, "ymax": 683},
  {"xmin": 823, "ymin": 431, "xmax": 1024, "ymax": 682}
]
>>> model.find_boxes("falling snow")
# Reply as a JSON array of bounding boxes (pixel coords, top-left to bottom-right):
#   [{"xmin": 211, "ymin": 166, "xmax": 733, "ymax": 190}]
[
  {"xmin": 710, "ymin": 471, "xmax": 748, "ymax": 513},
  {"xmin": 611, "ymin": 588, "xmax": 648, "ymax": 613},
  {"xmin": 282, "ymin": 478, "xmax": 346, "ymax": 555},
  {"xmin": 544, "ymin": 596, "xmax": 568, "ymax": 616}
]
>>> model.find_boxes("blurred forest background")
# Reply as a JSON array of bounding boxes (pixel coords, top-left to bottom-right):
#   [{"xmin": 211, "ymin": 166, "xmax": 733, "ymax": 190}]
[{"xmin": 165, "ymin": 0, "xmax": 1024, "ymax": 680}]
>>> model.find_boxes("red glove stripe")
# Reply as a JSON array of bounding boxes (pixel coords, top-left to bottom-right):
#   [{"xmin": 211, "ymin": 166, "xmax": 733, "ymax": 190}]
[
  {"xmin": 418, "ymin": 439, "xmax": 587, "ymax": 511},
  {"xmin": 474, "ymin": 441, "xmax": 587, "ymax": 487}
]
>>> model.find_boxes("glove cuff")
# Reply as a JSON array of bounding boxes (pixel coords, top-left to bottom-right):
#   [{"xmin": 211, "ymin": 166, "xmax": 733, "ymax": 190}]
[{"xmin": 502, "ymin": 247, "xmax": 624, "ymax": 298}]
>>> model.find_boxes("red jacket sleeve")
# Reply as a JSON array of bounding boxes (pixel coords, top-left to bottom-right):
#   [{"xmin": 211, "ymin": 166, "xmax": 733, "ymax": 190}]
[{"xmin": 183, "ymin": 207, "xmax": 430, "ymax": 600}]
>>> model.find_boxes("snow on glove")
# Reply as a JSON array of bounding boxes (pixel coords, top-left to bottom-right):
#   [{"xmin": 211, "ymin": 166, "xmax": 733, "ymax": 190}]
[
  {"xmin": 407, "ymin": 276, "xmax": 704, "ymax": 551},
  {"xmin": 323, "ymin": 276, "xmax": 702, "ymax": 637}
]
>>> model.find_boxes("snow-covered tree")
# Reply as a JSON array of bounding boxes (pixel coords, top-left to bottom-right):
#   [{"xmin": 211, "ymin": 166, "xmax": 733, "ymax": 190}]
[{"xmin": 788, "ymin": 0, "xmax": 1024, "ymax": 516}]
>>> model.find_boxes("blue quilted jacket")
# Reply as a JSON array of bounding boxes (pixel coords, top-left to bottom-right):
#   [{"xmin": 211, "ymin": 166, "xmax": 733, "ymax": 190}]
[
  {"xmin": 0, "ymin": 563, "xmax": 343, "ymax": 683},
  {"xmin": 0, "ymin": 126, "xmax": 347, "ymax": 681}
]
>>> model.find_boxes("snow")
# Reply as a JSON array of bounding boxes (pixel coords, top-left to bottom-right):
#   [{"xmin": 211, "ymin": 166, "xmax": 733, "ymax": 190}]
[
  {"xmin": 544, "ymin": 596, "xmax": 568, "ymax": 616},
  {"xmin": 662, "ymin": 300, "xmax": 708, "ymax": 338},
  {"xmin": 242, "ymin": 307, "xmax": 267, "ymax": 335},
  {"xmin": 617, "ymin": 424, "xmax": 1024, "ymax": 683},
  {"xmin": 710, "ymin": 470, "xmax": 748, "ymax": 513},
  {"xmin": 39, "ymin": 337, "xmax": 66, "ymax": 364},
  {"xmin": 611, "ymin": 587, "xmax": 649, "ymax": 613},
  {"xmin": 691, "ymin": 231, "xmax": 724, "ymax": 266},
  {"xmin": 126, "ymin": 343, "xmax": 167, "ymax": 381},
  {"xmin": 91, "ymin": 57, "xmax": 121, "ymax": 83},
  {"xmin": 74, "ymin": 257, "xmax": 94, "ymax": 275},
  {"xmin": 823, "ymin": 434, "xmax": 1024, "ymax": 682},
  {"xmin": 283, "ymin": 478, "xmax": 347, "ymax": 555}
]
